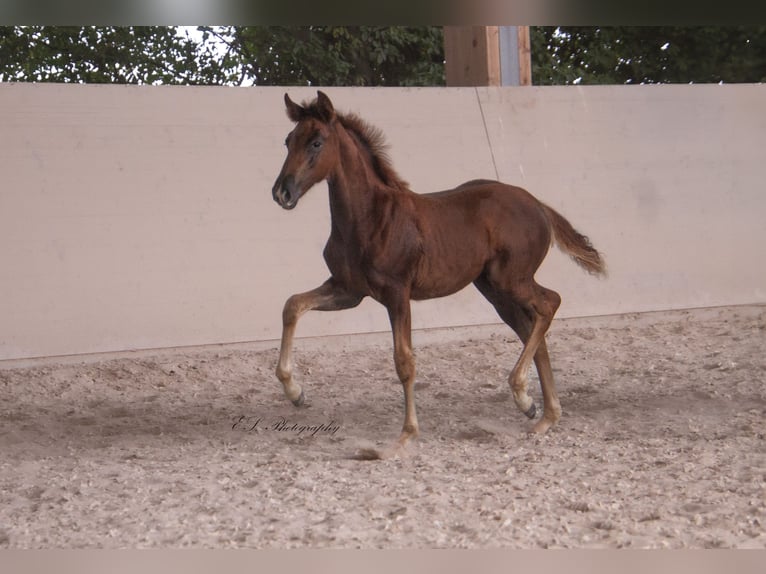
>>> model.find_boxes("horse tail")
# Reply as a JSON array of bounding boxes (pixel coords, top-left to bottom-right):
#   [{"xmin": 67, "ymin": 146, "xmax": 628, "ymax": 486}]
[{"xmin": 542, "ymin": 203, "xmax": 606, "ymax": 276}]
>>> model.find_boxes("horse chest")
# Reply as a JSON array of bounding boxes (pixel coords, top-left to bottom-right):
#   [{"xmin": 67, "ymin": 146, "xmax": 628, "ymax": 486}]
[
  {"xmin": 323, "ymin": 237, "xmax": 370, "ymax": 293},
  {"xmin": 323, "ymin": 232, "xmax": 416, "ymax": 298}
]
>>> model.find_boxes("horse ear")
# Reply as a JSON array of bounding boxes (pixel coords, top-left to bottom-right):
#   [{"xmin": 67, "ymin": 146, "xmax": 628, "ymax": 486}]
[
  {"xmin": 316, "ymin": 91, "xmax": 335, "ymax": 122},
  {"xmin": 284, "ymin": 93, "xmax": 304, "ymax": 122}
]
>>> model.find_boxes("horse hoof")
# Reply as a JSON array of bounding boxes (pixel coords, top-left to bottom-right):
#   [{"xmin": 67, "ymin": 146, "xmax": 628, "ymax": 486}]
[
  {"xmin": 532, "ymin": 418, "xmax": 555, "ymax": 434},
  {"xmin": 350, "ymin": 448, "xmax": 383, "ymax": 461},
  {"xmin": 524, "ymin": 403, "xmax": 537, "ymax": 419},
  {"xmin": 291, "ymin": 391, "xmax": 305, "ymax": 407}
]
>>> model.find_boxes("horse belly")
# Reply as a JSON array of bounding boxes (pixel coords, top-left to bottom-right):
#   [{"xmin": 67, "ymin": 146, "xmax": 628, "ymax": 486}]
[
  {"xmin": 411, "ymin": 232, "xmax": 488, "ymax": 300},
  {"xmin": 411, "ymin": 273, "xmax": 479, "ymax": 300},
  {"xmin": 410, "ymin": 190, "xmax": 503, "ymax": 299}
]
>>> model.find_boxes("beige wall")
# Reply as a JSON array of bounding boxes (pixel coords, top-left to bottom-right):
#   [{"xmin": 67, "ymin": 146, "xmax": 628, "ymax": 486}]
[{"xmin": 1, "ymin": 84, "xmax": 764, "ymax": 360}]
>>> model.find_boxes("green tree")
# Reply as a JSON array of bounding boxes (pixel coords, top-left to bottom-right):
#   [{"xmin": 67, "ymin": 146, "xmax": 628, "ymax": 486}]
[
  {"xmin": 2, "ymin": 26, "xmax": 765, "ymax": 87},
  {"xmin": 0, "ymin": 26, "xmax": 227, "ymax": 84},
  {"xmin": 201, "ymin": 26, "xmax": 445, "ymax": 86},
  {"xmin": 0, "ymin": 26, "xmax": 445, "ymax": 86},
  {"xmin": 531, "ymin": 26, "xmax": 766, "ymax": 85}
]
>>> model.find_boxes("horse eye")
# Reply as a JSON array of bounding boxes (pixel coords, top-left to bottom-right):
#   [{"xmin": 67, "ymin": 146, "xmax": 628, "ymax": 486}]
[{"xmin": 312, "ymin": 140, "xmax": 322, "ymax": 149}]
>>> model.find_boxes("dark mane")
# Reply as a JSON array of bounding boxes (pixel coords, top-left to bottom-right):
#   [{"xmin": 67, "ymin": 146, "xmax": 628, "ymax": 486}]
[
  {"xmin": 338, "ymin": 112, "xmax": 409, "ymax": 191},
  {"xmin": 301, "ymin": 98, "xmax": 409, "ymax": 190}
]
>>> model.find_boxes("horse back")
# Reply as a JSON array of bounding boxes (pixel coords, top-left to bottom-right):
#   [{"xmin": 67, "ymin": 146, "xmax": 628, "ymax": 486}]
[{"xmin": 423, "ymin": 179, "xmax": 500, "ymax": 199}]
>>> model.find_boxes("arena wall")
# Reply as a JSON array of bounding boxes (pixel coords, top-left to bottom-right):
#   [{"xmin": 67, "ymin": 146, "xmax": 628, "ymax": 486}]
[{"xmin": 1, "ymin": 83, "xmax": 764, "ymax": 360}]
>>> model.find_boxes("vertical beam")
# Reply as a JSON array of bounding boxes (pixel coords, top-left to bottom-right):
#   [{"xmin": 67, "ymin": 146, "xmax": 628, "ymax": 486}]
[
  {"xmin": 446, "ymin": 26, "xmax": 532, "ymax": 87},
  {"xmin": 517, "ymin": 26, "xmax": 532, "ymax": 86},
  {"xmin": 444, "ymin": 26, "xmax": 501, "ymax": 87},
  {"xmin": 499, "ymin": 26, "xmax": 520, "ymax": 85},
  {"xmin": 499, "ymin": 26, "xmax": 533, "ymax": 86},
  {"xmin": 485, "ymin": 26, "xmax": 501, "ymax": 86}
]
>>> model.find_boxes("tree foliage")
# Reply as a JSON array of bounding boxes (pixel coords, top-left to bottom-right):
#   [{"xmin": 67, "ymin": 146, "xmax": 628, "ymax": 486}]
[
  {"xmin": 0, "ymin": 26, "xmax": 226, "ymax": 84},
  {"xmin": 531, "ymin": 26, "xmax": 766, "ymax": 84},
  {"xmin": 0, "ymin": 26, "xmax": 444, "ymax": 86},
  {"xmin": 1, "ymin": 26, "xmax": 765, "ymax": 86},
  {"xmin": 207, "ymin": 26, "xmax": 445, "ymax": 86}
]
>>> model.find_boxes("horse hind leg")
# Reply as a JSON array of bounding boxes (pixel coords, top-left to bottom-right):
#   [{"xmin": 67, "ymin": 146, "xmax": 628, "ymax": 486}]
[
  {"xmin": 474, "ymin": 276, "xmax": 563, "ymax": 433},
  {"xmin": 508, "ymin": 283, "xmax": 562, "ymax": 433}
]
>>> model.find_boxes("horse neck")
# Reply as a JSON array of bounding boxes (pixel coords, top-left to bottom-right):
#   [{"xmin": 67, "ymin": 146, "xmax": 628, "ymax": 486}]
[{"xmin": 326, "ymin": 128, "xmax": 388, "ymax": 235}]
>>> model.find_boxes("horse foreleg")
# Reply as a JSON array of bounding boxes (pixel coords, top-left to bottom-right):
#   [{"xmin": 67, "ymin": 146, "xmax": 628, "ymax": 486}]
[{"xmin": 276, "ymin": 279, "xmax": 363, "ymax": 406}]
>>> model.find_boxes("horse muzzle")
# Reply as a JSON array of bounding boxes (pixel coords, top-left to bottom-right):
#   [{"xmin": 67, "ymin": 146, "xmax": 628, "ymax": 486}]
[{"xmin": 272, "ymin": 176, "xmax": 300, "ymax": 210}]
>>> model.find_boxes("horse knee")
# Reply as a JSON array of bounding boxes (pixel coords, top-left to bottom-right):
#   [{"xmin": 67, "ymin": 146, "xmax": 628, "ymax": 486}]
[
  {"xmin": 535, "ymin": 286, "xmax": 561, "ymax": 318},
  {"xmin": 547, "ymin": 289, "xmax": 561, "ymax": 314},
  {"xmin": 394, "ymin": 348, "xmax": 415, "ymax": 384},
  {"xmin": 282, "ymin": 295, "xmax": 303, "ymax": 326}
]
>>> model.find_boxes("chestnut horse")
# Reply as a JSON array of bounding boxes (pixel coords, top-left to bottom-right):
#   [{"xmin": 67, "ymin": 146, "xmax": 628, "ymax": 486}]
[{"xmin": 272, "ymin": 91, "xmax": 605, "ymax": 458}]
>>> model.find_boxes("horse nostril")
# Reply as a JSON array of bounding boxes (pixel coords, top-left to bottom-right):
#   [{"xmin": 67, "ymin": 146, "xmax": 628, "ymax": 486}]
[{"xmin": 274, "ymin": 175, "xmax": 297, "ymax": 209}]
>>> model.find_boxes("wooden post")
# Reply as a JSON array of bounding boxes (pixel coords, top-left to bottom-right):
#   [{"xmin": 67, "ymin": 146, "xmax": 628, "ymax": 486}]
[
  {"xmin": 517, "ymin": 26, "xmax": 532, "ymax": 86},
  {"xmin": 444, "ymin": 26, "xmax": 501, "ymax": 87},
  {"xmin": 444, "ymin": 25, "xmax": 532, "ymax": 87}
]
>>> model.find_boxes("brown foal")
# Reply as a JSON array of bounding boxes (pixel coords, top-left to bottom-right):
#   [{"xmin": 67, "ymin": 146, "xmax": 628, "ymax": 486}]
[{"xmin": 271, "ymin": 91, "xmax": 605, "ymax": 458}]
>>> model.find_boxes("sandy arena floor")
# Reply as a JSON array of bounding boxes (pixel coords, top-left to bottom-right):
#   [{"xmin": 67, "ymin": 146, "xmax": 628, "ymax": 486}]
[{"xmin": 0, "ymin": 304, "xmax": 764, "ymax": 548}]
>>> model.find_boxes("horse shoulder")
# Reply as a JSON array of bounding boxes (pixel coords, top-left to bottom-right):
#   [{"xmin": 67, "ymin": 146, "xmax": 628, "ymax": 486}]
[{"xmin": 368, "ymin": 190, "xmax": 423, "ymax": 259}]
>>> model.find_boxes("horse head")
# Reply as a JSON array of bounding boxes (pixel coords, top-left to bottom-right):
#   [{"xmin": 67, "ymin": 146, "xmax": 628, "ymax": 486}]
[{"xmin": 272, "ymin": 91, "xmax": 338, "ymax": 210}]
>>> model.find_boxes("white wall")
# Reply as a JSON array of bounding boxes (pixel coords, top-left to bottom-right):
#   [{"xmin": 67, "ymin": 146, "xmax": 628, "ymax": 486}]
[{"xmin": 1, "ymin": 83, "xmax": 764, "ymax": 360}]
